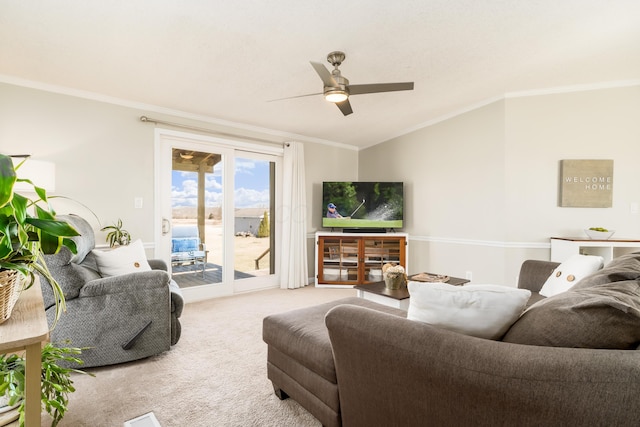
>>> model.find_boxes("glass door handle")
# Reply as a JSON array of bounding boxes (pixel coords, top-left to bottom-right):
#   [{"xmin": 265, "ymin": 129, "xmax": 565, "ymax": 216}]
[{"xmin": 162, "ymin": 217, "xmax": 171, "ymax": 236}]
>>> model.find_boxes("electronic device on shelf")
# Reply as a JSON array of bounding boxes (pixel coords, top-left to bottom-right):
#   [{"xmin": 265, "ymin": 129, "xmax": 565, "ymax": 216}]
[{"xmin": 322, "ymin": 181, "xmax": 404, "ymax": 232}]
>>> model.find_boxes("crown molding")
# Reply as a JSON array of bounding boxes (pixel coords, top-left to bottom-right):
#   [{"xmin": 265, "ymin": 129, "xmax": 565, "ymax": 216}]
[
  {"xmin": 2, "ymin": 74, "xmax": 636, "ymax": 153},
  {"xmin": 0, "ymin": 73, "xmax": 356, "ymax": 151},
  {"xmin": 366, "ymin": 79, "xmax": 640, "ymax": 151},
  {"xmin": 505, "ymin": 79, "xmax": 640, "ymax": 99}
]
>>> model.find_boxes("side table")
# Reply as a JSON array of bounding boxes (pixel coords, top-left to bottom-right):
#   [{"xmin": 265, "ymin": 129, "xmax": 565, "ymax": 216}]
[
  {"xmin": 0, "ymin": 280, "xmax": 49, "ymax": 427},
  {"xmin": 355, "ymin": 273, "xmax": 470, "ymax": 310}
]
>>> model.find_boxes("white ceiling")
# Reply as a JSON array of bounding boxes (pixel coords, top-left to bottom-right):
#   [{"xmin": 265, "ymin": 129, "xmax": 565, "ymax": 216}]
[{"xmin": 1, "ymin": 0, "xmax": 639, "ymax": 149}]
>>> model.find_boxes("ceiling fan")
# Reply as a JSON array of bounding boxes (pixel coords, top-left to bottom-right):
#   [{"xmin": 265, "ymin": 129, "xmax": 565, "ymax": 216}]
[{"xmin": 274, "ymin": 51, "xmax": 414, "ymax": 116}]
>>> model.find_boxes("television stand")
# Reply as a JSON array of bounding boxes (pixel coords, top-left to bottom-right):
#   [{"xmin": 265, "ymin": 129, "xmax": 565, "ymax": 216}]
[{"xmin": 315, "ymin": 231, "xmax": 408, "ymax": 286}]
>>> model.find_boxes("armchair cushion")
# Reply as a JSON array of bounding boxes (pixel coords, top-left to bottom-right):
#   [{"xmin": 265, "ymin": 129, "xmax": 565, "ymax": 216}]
[
  {"xmin": 80, "ymin": 270, "xmax": 170, "ymax": 298},
  {"xmin": 92, "ymin": 239, "xmax": 152, "ymax": 277},
  {"xmin": 172, "ymin": 237, "xmax": 200, "ymax": 253},
  {"xmin": 41, "ymin": 247, "xmax": 101, "ymax": 309}
]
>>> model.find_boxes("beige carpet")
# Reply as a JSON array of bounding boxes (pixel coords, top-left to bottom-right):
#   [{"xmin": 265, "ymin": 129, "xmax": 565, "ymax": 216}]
[{"xmin": 53, "ymin": 285, "xmax": 356, "ymax": 427}]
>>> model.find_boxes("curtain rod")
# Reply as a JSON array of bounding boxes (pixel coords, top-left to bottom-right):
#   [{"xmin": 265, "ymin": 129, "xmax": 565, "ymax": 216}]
[{"xmin": 139, "ymin": 116, "xmax": 289, "ymax": 147}]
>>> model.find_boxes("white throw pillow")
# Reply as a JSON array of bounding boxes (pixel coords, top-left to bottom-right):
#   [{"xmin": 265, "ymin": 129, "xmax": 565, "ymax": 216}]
[
  {"xmin": 92, "ymin": 239, "xmax": 152, "ymax": 277},
  {"xmin": 407, "ymin": 282, "xmax": 531, "ymax": 340},
  {"xmin": 539, "ymin": 254, "xmax": 604, "ymax": 297}
]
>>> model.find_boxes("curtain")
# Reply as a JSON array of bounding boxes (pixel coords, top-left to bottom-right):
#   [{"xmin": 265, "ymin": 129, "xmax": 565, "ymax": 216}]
[{"xmin": 279, "ymin": 141, "xmax": 308, "ymax": 289}]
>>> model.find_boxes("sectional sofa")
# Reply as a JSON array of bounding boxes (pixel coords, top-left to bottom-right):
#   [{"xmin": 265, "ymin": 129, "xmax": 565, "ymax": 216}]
[{"xmin": 264, "ymin": 253, "xmax": 640, "ymax": 426}]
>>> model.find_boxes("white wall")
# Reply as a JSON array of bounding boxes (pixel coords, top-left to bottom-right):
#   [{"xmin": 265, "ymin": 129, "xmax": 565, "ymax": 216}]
[
  {"xmin": 504, "ymin": 86, "xmax": 640, "ymax": 240},
  {"xmin": 359, "ymin": 84, "xmax": 640, "ymax": 285},
  {"xmin": 303, "ymin": 142, "xmax": 359, "ymax": 276},
  {"xmin": 0, "ymin": 82, "xmax": 357, "ymax": 269},
  {"xmin": 0, "ymin": 83, "xmax": 156, "ymax": 243}
]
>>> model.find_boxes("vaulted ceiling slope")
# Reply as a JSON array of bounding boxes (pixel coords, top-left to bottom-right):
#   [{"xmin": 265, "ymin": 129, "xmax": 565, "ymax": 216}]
[{"xmin": 1, "ymin": 1, "xmax": 639, "ymax": 148}]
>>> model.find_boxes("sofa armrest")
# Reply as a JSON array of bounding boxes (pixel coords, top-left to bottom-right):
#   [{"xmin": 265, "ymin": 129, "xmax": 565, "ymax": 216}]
[
  {"xmin": 168, "ymin": 280, "xmax": 184, "ymax": 318},
  {"xmin": 517, "ymin": 259, "xmax": 559, "ymax": 292},
  {"xmin": 325, "ymin": 304, "xmax": 640, "ymax": 427},
  {"xmin": 148, "ymin": 258, "xmax": 168, "ymax": 271},
  {"xmin": 79, "ymin": 270, "xmax": 170, "ymax": 297}
]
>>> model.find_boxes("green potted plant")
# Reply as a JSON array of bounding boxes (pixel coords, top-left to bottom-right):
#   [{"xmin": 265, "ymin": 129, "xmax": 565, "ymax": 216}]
[
  {"xmin": 0, "ymin": 343, "xmax": 93, "ymax": 427},
  {"xmin": 0, "ymin": 153, "xmax": 80, "ymax": 324},
  {"xmin": 101, "ymin": 218, "xmax": 131, "ymax": 247}
]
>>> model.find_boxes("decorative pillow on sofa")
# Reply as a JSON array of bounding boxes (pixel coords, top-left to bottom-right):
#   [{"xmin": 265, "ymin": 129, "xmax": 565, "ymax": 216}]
[
  {"xmin": 539, "ymin": 254, "xmax": 604, "ymax": 297},
  {"xmin": 407, "ymin": 282, "xmax": 531, "ymax": 340},
  {"xmin": 570, "ymin": 252, "xmax": 640, "ymax": 291},
  {"xmin": 92, "ymin": 239, "xmax": 152, "ymax": 277},
  {"xmin": 502, "ymin": 280, "xmax": 640, "ymax": 349}
]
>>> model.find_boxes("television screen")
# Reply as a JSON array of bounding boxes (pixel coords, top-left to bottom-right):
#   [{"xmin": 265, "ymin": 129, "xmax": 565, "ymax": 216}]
[{"xmin": 322, "ymin": 181, "xmax": 404, "ymax": 230}]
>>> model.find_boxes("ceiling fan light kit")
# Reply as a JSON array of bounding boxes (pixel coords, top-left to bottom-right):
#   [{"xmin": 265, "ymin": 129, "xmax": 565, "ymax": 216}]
[
  {"xmin": 275, "ymin": 51, "xmax": 414, "ymax": 116},
  {"xmin": 324, "ymin": 89, "xmax": 348, "ymax": 103}
]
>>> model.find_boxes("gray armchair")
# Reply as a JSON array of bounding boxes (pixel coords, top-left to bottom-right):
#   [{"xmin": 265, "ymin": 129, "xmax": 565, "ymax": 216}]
[{"xmin": 38, "ymin": 214, "xmax": 184, "ymax": 368}]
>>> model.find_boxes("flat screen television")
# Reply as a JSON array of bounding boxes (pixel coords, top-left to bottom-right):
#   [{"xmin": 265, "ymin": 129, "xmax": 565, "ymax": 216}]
[{"xmin": 322, "ymin": 181, "xmax": 404, "ymax": 231}]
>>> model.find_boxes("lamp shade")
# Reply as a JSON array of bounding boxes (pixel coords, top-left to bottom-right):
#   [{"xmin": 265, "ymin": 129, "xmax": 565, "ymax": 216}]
[{"xmin": 11, "ymin": 158, "xmax": 56, "ymax": 192}]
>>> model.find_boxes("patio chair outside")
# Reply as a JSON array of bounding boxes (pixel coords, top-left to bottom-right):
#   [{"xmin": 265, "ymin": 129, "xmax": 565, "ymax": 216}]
[{"xmin": 171, "ymin": 225, "xmax": 208, "ymax": 277}]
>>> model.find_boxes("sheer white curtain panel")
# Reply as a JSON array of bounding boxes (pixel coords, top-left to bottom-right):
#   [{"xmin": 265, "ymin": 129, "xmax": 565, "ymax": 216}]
[{"xmin": 279, "ymin": 141, "xmax": 308, "ymax": 289}]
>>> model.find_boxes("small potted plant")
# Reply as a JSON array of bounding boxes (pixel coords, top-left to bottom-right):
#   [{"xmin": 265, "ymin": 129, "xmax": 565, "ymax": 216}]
[
  {"xmin": 382, "ymin": 263, "xmax": 407, "ymax": 290},
  {"xmin": 101, "ymin": 218, "xmax": 131, "ymax": 247},
  {"xmin": 0, "ymin": 154, "xmax": 80, "ymax": 324}
]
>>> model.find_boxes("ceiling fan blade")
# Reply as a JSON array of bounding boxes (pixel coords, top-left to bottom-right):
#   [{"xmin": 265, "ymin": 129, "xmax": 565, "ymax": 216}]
[
  {"xmin": 348, "ymin": 82, "xmax": 414, "ymax": 95},
  {"xmin": 336, "ymin": 99, "xmax": 353, "ymax": 116},
  {"xmin": 267, "ymin": 92, "xmax": 323, "ymax": 102},
  {"xmin": 310, "ymin": 61, "xmax": 338, "ymax": 87}
]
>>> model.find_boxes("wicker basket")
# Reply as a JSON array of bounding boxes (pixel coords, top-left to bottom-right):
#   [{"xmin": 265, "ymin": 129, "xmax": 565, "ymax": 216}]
[{"xmin": 0, "ymin": 269, "xmax": 25, "ymax": 324}]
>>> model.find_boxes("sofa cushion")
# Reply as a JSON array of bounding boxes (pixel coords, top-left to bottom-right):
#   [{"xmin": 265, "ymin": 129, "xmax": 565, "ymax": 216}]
[
  {"xmin": 407, "ymin": 282, "xmax": 531, "ymax": 340},
  {"xmin": 263, "ymin": 297, "xmax": 406, "ymax": 383},
  {"xmin": 92, "ymin": 239, "xmax": 152, "ymax": 277},
  {"xmin": 570, "ymin": 252, "xmax": 640, "ymax": 290},
  {"xmin": 503, "ymin": 280, "xmax": 640, "ymax": 349},
  {"xmin": 539, "ymin": 254, "xmax": 604, "ymax": 297}
]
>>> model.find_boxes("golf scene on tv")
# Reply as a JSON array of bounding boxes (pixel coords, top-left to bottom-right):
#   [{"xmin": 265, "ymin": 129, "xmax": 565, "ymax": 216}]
[{"xmin": 322, "ymin": 181, "xmax": 404, "ymax": 230}]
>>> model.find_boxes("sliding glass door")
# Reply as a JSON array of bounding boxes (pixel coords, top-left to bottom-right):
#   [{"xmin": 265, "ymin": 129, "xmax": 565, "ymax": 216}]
[
  {"xmin": 170, "ymin": 148, "xmax": 224, "ymax": 287},
  {"xmin": 232, "ymin": 153, "xmax": 276, "ymax": 293},
  {"xmin": 155, "ymin": 130, "xmax": 281, "ymax": 300}
]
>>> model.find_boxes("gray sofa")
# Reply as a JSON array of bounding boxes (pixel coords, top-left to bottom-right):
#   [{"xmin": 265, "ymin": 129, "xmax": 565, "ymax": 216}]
[
  {"xmin": 264, "ymin": 253, "xmax": 640, "ymax": 426},
  {"xmin": 39, "ymin": 214, "xmax": 184, "ymax": 368}
]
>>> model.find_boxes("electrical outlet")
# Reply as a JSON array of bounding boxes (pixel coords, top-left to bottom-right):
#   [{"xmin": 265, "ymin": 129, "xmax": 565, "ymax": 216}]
[
  {"xmin": 465, "ymin": 271, "xmax": 473, "ymax": 281},
  {"xmin": 134, "ymin": 197, "xmax": 143, "ymax": 209},
  {"xmin": 631, "ymin": 202, "xmax": 639, "ymax": 215}
]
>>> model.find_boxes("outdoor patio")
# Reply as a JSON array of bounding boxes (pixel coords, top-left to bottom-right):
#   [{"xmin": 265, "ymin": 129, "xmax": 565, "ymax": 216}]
[{"xmin": 171, "ymin": 262, "xmax": 259, "ymax": 288}]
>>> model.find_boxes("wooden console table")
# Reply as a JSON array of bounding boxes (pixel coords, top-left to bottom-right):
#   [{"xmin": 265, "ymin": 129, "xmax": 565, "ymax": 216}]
[{"xmin": 0, "ymin": 280, "xmax": 49, "ymax": 426}]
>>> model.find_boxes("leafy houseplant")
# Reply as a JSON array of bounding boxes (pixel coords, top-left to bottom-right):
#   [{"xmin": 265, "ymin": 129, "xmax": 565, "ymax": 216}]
[
  {"xmin": 0, "ymin": 154, "xmax": 80, "ymax": 323},
  {"xmin": 0, "ymin": 343, "xmax": 93, "ymax": 427},
  {"xmin": 101, "ymin": 218, "xmax": 131, "ymax": 247}
]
